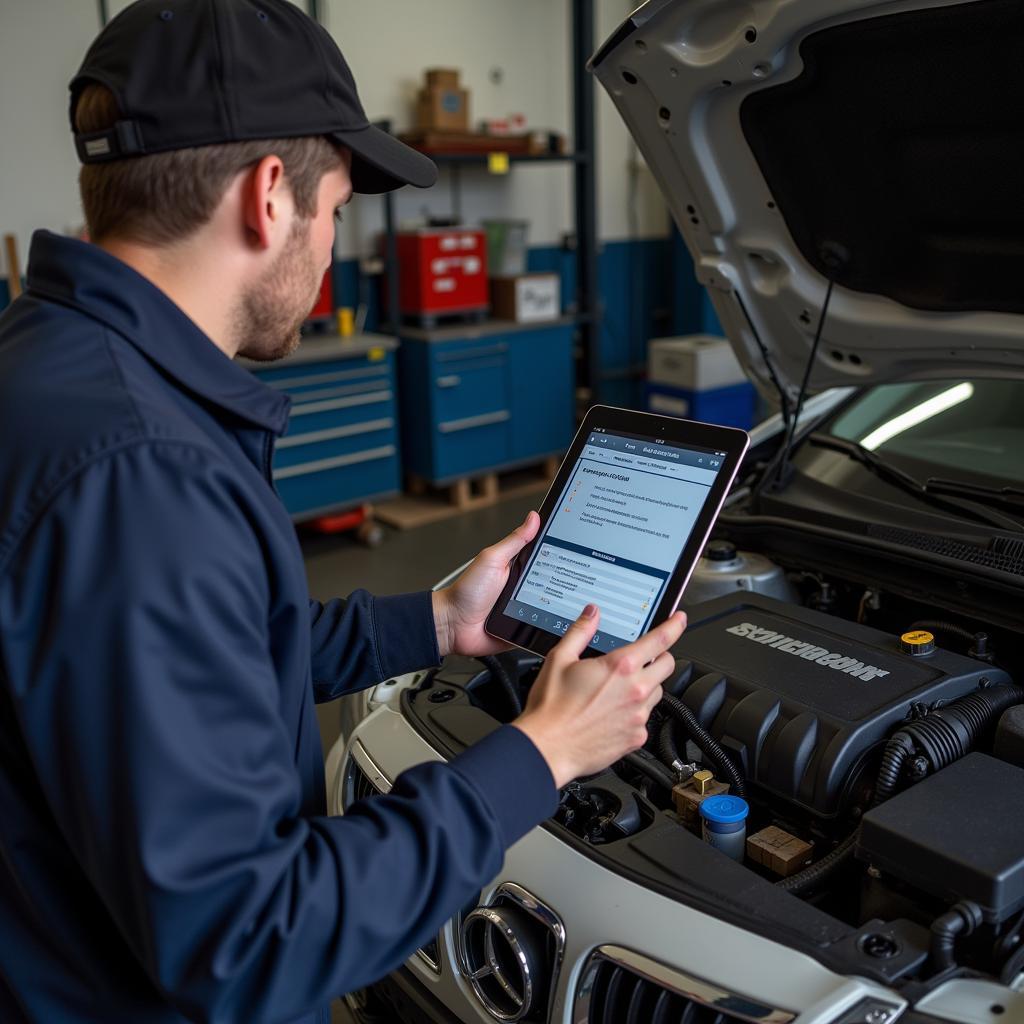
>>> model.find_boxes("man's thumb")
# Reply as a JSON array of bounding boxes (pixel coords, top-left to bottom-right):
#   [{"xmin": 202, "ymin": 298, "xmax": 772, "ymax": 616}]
[{"xmin": 488, "ymin": 510, "xmax": 540, "ymax": 564}]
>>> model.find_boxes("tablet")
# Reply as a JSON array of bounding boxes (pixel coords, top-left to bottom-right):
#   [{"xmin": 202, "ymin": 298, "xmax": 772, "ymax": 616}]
[{"xmin": 485, "ymin": 405, "xmax": 749, "ymax": 658}]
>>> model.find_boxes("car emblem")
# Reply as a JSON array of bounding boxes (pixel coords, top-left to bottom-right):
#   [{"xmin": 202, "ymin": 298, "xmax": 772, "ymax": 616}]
[
  {"xmin": 460, "ymin": 906, "xmax": 534, "ymax": 1021},
  {"xmin": 457, "ymin": 884, "xmax": 565, "ymax": 1023}
]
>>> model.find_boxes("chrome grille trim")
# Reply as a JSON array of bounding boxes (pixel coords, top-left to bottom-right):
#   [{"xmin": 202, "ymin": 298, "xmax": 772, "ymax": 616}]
[{"xmin": 573, "ymin": 945, "xmax": 797, "ymax": 1024}]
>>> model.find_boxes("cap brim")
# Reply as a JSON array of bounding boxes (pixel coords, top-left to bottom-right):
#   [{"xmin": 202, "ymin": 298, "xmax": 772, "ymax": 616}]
[{"xmin": 332, "ymin": 124, "xmax": 438, "ymax": 194}]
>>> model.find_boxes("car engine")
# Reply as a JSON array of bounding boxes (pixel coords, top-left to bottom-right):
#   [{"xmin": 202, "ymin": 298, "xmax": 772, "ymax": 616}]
[
  {"xmin": 400, "ymin": 545, "xmax": 1024, "ymax": 987},
  {"xmin": 666, "ymin": 591, "xmax": 1005, "ymax": 820}
]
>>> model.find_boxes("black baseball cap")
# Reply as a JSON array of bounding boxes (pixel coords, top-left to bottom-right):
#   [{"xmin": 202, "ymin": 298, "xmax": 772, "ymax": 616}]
[{"xmin": 69, "ymin": 0, "xmax": 437, "ymax": 195}]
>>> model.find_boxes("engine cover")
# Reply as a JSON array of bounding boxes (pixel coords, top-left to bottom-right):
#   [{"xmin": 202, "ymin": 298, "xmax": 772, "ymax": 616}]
[{"xmin": 671, "ymin": 593, "xmax": 1010, "ymax": 819}]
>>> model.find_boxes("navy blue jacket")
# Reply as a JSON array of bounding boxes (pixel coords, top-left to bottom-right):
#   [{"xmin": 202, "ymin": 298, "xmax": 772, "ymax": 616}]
[{"xmin": 0, "ymin": 232, "xmax": 557, "ymax": 1024}]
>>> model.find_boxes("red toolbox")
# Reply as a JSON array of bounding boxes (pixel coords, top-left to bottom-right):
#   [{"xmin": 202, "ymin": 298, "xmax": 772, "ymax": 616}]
[
  {"xmin": 307, "ymin": 267, "xmax": 333, "ymax": 321},
  {"xmin": 395, "ymin": 228, "xmax": 489, "ymax": 322}
]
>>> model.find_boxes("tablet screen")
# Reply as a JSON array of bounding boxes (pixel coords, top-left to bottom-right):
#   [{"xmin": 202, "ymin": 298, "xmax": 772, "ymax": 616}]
[{"xmin": 502, "ymin": 427, "xmax": 728, "ymax": 653}]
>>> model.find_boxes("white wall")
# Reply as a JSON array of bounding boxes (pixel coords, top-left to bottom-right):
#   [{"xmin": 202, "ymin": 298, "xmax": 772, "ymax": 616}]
[
  {"xmin": 0, "ymin": 0, "xmax": 667, "ymax": 278},
  {"xmin": 0, "ymin": 1, "xmax": 103, "ymax": 277}
]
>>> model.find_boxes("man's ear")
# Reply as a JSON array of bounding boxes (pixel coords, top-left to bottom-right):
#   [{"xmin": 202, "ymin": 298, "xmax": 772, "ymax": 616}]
[{"xmin": 242, "ymin": 155, "xmax": 290, "ymax": 250}]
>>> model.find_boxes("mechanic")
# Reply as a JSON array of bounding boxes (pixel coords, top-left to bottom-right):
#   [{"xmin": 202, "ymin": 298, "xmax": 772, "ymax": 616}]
[{"xmin": 0, "ymin": 2, "xmax": 685, "ymax": 1022}]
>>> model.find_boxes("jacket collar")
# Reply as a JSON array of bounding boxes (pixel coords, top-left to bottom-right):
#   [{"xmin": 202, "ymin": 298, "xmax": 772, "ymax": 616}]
[{"xmin": 25, "ymin": 230, "xmax": 291, "ymax": 436}]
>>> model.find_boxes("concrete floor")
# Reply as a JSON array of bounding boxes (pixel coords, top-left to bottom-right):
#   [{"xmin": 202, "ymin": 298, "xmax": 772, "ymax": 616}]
[
  {"xmin": 301, "ymin": 490, "xmax": 541, "ymax": 1024},
  {"xmin": 304, "ymin": 489, "xmax": 539, "ymax": 755}
]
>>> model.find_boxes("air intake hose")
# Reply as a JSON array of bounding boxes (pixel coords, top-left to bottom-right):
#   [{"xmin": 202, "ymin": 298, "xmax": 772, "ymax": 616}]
[
  {"xmin": 930, "ymin": 901, "xmax": 983, "ymax": 974},
  {"xmin": 659, "ymin": 693, "xmax": 746, "ymax": 798},
  {"xmin": 875, "ymin": 683, "xmax": 1022, "ymax": 803}
]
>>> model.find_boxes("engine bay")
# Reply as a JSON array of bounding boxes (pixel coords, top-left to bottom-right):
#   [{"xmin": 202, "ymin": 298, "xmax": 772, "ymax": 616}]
[{"xmin": 401, "ymin": 544, "xmax": 1024, "ymax": 991}]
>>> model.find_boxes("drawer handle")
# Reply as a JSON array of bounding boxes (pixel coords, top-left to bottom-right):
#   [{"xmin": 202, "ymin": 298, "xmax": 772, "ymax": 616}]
[
  {"xmin": 436, "ymin": 375, "xmax": 462, "ymax": 388},
  {"xmin": 290, "ymin": 390, "xmax": 393, "ymax": 416},
  {"xmin": 277, "ymin": 417, "xmax": 394, "ymax": 449},
  {"xmin": 438, "ymin": 410, "xmax": 511, "ymax": 434},
  {"xmin": 283, "ymin": 380, "xmax": 392, "ymax": 404},
  {"xmin": 273, "ymin": 444, "xmax": 397, "ymax": 481},
  {"xmin": 437, "ymin": 343, "xmax": 509, "ymax": 363},
  {"xmin": 267, "ymin": 365, "xmax": 389, "ymax": 391}
]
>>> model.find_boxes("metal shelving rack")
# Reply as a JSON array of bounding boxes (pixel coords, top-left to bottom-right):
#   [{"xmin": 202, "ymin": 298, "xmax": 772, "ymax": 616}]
[{"xmin": 377, "ymin": 0, "xmax": 601, "ymax": 401}]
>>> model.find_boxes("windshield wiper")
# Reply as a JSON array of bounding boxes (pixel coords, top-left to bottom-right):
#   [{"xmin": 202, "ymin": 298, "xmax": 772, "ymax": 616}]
[
  {"xmin": 807, "ymin": 434, "xmax": 1024, "ymax": 532},
  {"xmin": 925, "ymin": 477, "xmax": 1024, "ymax": 510}
]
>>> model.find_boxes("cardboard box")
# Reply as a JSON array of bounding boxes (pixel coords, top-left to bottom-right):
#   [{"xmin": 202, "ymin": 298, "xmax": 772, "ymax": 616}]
[
  {"xmin": 747, "ymin": 826, "xmax": 814, "ymax": 877},
  {"xmin": 425, "ymin": 68, "xmax": 460, "ymax": 89},
  {"xmin": 648, "ymin": 334, "xmax": 747, "ymax": 391},
  {"xmin": 416, "ymin": 85, "xmax": 470, "ymax": 133},
  {"xmin": 490, "ymin": 273, "xmax": 560, "ymax": 323},
  {"xmin": 672, "ymin": 776, "xmax": 731, "ymax": 827}
]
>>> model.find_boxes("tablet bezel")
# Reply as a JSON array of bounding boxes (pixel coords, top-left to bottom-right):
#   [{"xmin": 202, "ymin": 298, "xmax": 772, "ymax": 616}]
[{"xmin": 484, "ymin": 405, "xmax": 750, "ymax": 659}]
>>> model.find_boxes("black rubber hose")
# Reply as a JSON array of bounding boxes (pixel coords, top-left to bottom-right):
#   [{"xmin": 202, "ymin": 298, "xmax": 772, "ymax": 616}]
[
  {"xmin": 658, "ymin": 716, "xmax": 682, "ymax": 768},
  {"xmin": 930, "ymin": 901, "xmax": 983, "ymax": 973},
  {"xmin": 902, "ymin": 684, "xmax": 1022, "ymax": 774},
  {"xmin": 660, "ymin": 693, "xmax": 746, "ymax": 798},
  {"xmin": 776, "ymin": 832, "xmax": 858, "ymax": 895},
  {"xmin": 873, "ymin": 684, "xmax": 1022, "ymax": 805},
  {"xmin": 873, "ymin": 733, "xmax": 915, "ymax": 805},
  {"xmin": 479, "ymin": 655, "xmax": 522, "ymax": 717},
  {"xmin": 909, "ymin": 619, "xmax": 977, "ymax": 649},
  {"xmin": 623, "ymin": 750, "xmax": 678, "ymax": 792}
]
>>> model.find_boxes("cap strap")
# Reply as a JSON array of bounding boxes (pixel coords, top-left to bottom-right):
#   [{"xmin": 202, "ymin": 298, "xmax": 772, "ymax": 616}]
[{"xmin": 75, "ymin": 119, "xmax": 144, "ymax": 163}]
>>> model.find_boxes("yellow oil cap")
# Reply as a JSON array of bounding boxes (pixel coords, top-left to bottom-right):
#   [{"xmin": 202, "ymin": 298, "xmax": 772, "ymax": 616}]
[{"xmin": 900, "ymin": 630, "xmax": 935, "ymax": 656}]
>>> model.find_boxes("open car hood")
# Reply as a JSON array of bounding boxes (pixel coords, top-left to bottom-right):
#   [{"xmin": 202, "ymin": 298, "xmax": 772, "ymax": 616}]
[{"xmin": 591, "ymin": 0, "xmax": 1024, "ymax": 403}]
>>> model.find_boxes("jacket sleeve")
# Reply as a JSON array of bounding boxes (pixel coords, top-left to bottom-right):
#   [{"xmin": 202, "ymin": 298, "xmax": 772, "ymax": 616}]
[
  {"xmin": 0, "ymin": 441, "xmax": 558, "ymax": 1024},
  {"xmin": 308, "ymin": 589, "xmax": 441, "ymax": 703}
]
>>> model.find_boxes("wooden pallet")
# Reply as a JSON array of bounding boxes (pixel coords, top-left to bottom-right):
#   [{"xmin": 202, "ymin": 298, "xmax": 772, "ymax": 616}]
[
  {"xmin": 403, "ymin": 307, "xmax": 489, "ymax": 330},
  {"xmin": 375, "ymin": 457, "xmax": 559, "ymax": 530}
]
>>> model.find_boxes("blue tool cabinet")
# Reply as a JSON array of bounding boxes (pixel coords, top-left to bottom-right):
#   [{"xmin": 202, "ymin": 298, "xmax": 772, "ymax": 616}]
[
  {"xmin": 398, "ymin": 318, "xmax": 575, "ymax": 485},
  {"xmin": 244, "ymin": 334, "xmax": 401, "ymax": 520}
]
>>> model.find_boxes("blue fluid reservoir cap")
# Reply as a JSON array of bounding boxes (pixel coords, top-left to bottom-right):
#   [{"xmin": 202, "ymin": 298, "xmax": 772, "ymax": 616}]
[{"xmin": 699, "ymin": 795, "xmax": 749, "ymax": 825}]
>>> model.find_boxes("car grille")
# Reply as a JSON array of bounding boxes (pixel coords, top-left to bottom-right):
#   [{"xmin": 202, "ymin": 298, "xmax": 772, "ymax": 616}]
[
  {"xmin": 577, "ymin": 948, "xmax": 794, "ymax": 1024},
  {"xmin": 344, "ymin": 759, "xmax": 379, "ymax": 806}
]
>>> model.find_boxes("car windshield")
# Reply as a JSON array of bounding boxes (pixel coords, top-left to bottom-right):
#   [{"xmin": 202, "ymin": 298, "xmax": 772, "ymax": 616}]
[{"xmin": 826, "ymin": 379, "xmax": 1024, "ymax": 486}]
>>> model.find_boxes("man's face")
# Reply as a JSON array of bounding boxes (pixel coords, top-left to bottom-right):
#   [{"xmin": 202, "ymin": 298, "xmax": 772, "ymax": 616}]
[{"xmin": 235, "ymin": 155, "xmax": 353, "ymax": 362}]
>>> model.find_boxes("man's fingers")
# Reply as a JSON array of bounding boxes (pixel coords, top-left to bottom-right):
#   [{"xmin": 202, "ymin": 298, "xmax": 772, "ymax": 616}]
[
  {"xmin": 641, "ymin": 648, "xmax": 677, "ymax": 686},
  {"xmin": 642, "ymin": 678, "xmax": 666, "ymax": 717},
  {"xmin": 485, "ymin": 510, "xmax": 540, "ymax": 566},
  {"xmin": 618, "ymin": 611, "xmax": 687, "ymax": 668},
  {"xmin": 551, "ymin": 604, "xmax": 600, "ymax": 662}
]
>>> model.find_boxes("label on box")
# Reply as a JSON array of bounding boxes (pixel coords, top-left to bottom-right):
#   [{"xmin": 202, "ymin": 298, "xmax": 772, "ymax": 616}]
[{"xmin": 515, "ymin": 276, "xmax": 559, "ymax": 322}]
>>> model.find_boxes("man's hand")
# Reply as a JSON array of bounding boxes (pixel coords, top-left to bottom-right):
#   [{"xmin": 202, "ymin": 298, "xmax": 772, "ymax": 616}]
[
  {"xmin": 431, "ymin": 511, "xmax": 540, "ymax": 659},
  {"xmin": 513, "ymin": 606, "xmax": 687, "ymax": 788}
]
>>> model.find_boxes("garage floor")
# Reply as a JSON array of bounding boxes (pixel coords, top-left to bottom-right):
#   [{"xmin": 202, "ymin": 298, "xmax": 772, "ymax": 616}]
[
  {"xmin": 304, "ymin": 489, "xmax": 539, "ymax": 755},
  {"xmin": 301, "ymin": 491, "xmax": 540, "ymax": 1023}
]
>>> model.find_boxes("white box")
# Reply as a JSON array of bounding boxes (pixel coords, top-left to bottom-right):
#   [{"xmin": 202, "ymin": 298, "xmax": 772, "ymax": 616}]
[
  {"xmin": 491, "ymin": 273, "xmax": 561, "ymax": 323},
  {"xmin": 648, "ymin": 334, "xmax": 746, "ymax": 391}
]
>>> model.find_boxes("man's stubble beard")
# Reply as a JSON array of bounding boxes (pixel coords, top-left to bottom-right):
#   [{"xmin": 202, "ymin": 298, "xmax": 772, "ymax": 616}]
[{"xmin": 234, "ymin": 217, "xmax": 323, "ymax": 362}]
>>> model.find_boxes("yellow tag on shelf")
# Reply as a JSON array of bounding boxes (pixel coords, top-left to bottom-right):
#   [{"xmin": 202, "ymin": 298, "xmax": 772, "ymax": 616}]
[
  {"xmin": 368, "ymin": 346, "xmax": 385, "ymax": 362},
  {"xmin": 488, "ymin": 151, "xmax": 510, "ymax": 175}
]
